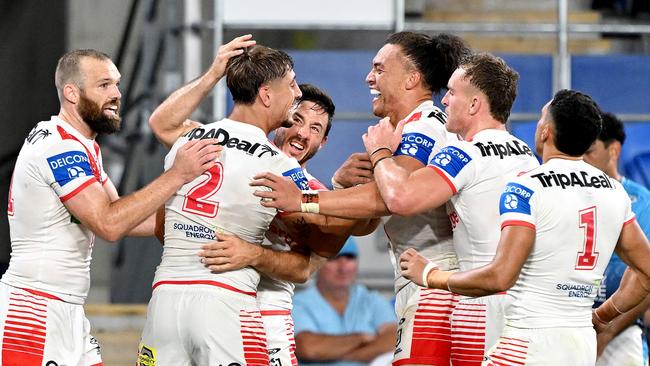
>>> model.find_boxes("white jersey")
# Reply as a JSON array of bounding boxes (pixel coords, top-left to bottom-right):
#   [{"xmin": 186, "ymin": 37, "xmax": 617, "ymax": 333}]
[
  {"xmin": 3, "ymin": 116, "xmax": 108, "ymax": 304},
  {"xmin": 499, "ymin": 159, "xmax": 634, "ymax": 328},
  {"xmin": 428, "ymin": 128, "xmax": 540, "ymax": 271},
  {"xmin": 257, "ymin": 170, "xmax": 327, "ymax": 310},
  {"xmin": 385, "ymin": 101, "xmax": 457, "ymax": 293},
  {"xmin": 154, "ymin": 119, "xmax": 308, "ymax": 294}
]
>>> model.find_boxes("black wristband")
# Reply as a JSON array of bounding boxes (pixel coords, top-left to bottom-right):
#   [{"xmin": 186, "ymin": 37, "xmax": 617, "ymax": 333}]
[
  {"xmin": 373, "ymin": 155, "xmax": 392, "ymax": 169},
  {"xmin": 370, "ymin": 147, "xmax": 392, "ymax": 157}
]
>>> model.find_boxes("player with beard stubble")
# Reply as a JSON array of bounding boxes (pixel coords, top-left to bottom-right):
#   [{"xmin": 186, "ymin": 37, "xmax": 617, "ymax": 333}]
[{"xmin": 0, "ymin": 49, "xmax": 219, "ymax": 365}]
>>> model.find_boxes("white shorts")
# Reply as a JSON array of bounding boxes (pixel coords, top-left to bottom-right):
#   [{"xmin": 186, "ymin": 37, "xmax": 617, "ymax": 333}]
[
  {"xmin": 0, "ymin": 282, "xmax": 102, "ymax": 366},
  {"xmin": 261, "ymin": 309, "xmax": 298, "ymax": 366},
  {"xmin": 484, "ymin": 326, "xmax": 596, "ymax": 366},
  {"xmin": 139, "ymin": 283, "xmax": 268, "ymax": 366},
  {"xmin": 393, "ymin": 282, "xmax": 459, "ymax": 365},
  {"xmin": 451, "ymin": 293, "xmax": 511, "ymax": 366},
  {"xmin": 596, "ymin": 325, "xmax": 645, "ymax": 366}
]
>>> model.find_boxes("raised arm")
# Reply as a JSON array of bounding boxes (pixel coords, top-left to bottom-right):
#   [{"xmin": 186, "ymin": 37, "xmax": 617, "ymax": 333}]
[
  {"xmin": 364, "ymin": 117, "xmax": 454, "ymax": 216},
  {"xmin": 149, "ymin": 35, "xmax": 256, "ymax": 148}
]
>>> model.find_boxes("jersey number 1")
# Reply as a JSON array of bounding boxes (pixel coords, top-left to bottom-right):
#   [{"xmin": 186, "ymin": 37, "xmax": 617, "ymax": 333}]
[
  {"xmin": 576, "ymin": 206, "xmax": 599, "ymax": 270},
  {"xmin": 182, "ymin": 163, "xmax": 224, "ymax": 218}
]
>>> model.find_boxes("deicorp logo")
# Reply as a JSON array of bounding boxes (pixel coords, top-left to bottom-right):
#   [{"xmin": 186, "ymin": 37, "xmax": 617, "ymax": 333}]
[
  {"xmin": 46, "ymin": 151, "xmax": 93, "ymax": 186},
  {"xmin": 500, "ymin": 182, "xmax": 534, "ymax": 215},
  {"xmin": 429, "ymin": 146, "xmax": 471, "ymax": 177},
  {"xmin": 282, "ymin": 167, "xmax": 310, "ymax": 190},
  {"xmin": 396, "ymin": 132, "xmax": 436, "ymax": 165}
]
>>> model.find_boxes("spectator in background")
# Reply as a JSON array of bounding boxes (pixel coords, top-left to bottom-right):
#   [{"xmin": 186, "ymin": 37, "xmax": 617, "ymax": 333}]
[
  {"xmin": 292, "ymin": 239, "xmax": 397, "ymax": 366},
  {"xmin": 584, "ymin": 111, "xmax": 650, "ymax": 365}
]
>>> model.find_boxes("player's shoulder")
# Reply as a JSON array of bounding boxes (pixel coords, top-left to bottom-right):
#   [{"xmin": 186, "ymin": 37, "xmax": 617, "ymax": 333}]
[
  {"xmin": 24, "ymin": 117, "xmax": 92, "ymax": 157},
  {"xmin": 402, "ymin": 104, "xmax": 447, "ymax": 133}
]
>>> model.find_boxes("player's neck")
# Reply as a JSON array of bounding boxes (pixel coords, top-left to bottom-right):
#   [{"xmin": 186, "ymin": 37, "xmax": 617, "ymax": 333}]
[
  {"xmin": 58, "ymin": 106, "xmax": 97, "ymax": 140},
  {"xmin": 392, "ymin": 95, "xmax": 431, "ymax": 124},
  {"xmin": 229, "ymin": 104, "xmax": 274, "ymax": 135},
  {"xmin": 462, "ymin": 116, "xmax": 506, "ymax": 141},
  {"xmin": 541, "ymin": 145, "xmax": 581, "ymax": 163}
]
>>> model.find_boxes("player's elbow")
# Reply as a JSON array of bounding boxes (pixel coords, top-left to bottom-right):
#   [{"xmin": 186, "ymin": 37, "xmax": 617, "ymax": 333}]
[
  {"xmin": 291, "ymin": 267, "xmax": 311, "ymax": 284},
  {"xmin": 95, "ymin": 228, "xmax": 125, "ymax": 243},
  {"xmin": 492, "ymin": 272, "xmax": 517, "ymax": 293},
  {"xmin": 385, "ymin": 194, "xmax": 416, "ymax": 216},
  {"xmin": 92, "ymin": 221, "xmax": 128, "ymax": 243}
]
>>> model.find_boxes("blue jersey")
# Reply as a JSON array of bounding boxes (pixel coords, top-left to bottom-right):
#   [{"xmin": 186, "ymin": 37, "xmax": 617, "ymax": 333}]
[{"xmin": 593, "ymin": 177, "xmax": 650, "ymax": 328}]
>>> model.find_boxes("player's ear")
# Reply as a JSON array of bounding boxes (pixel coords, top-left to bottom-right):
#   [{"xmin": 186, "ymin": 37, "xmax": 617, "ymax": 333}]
[
  {"xmin": 63, "ymin": 84, "xmax": 80, "ymax": 104},
  {"xmin": 258, "ymin": 84, "xmax": 272, "ymax": 108},
  {"xmin": 469, "ymin": 95, "xmax": 480, "ymax": 115},
  {"xmin": 319, "ymin": 136, "xmax": 328, "ymax": 149},
  {"xmin": 405, "ymin": 71, "xmax": 421, "ymax": 90},
  {"xmin": 609, "ymin": 140, "xmax": 622, "ymax": 161}
]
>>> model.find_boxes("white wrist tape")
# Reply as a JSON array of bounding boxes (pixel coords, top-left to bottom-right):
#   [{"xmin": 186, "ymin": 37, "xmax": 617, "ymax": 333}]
[
  {"xmin": 300, "ymin": 190, "xmax": 320, "ymax": 214},
  {"xmin": 421, "ymin": 261, "xmax": 438, "ymax": 288},
  {"xmin": 331, "ymin": 178, "xmax": 345, "ymax": 190}
]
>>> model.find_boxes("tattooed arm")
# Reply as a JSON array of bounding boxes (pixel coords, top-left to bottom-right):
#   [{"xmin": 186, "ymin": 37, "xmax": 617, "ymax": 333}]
[{"xmin": 198, "ymin": 212, "xmax": 355, "ymax": 282}]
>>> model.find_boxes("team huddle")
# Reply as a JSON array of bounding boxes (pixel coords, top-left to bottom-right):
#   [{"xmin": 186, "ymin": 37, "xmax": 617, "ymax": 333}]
[{"xmin": 1, "ymin": 31, "xmax": 650, "ymax": 366}]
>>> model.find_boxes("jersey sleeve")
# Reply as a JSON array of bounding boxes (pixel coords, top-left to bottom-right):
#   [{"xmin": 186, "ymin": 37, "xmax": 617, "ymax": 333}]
[
  {"xmin": 499, "ymin": 178, "xmax": 537, "ymax": 230},
  {"xmin": 94, "ymin": 142, "xmax": 109, "ymax": 184},
  {"xmin": 36, "ymin": 139, "xmax": 98, "ymax": 202},
  {"xmin": 278, "ymin": 158, "xmax": 310, "ymax": 190},
  {"xmin": 622, "ymin": 192, "xmax": 637, "ymax": 226},
  {"xmin": 394, "ymin": 120, "xmax": 446, "ymax": 165},
  {"xmin": 427, "ymin": 142, "xmax": 476, "ymax": 194}
]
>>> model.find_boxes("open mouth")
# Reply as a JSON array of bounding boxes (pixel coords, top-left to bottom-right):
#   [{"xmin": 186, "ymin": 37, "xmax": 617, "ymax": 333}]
[
  {"xmin": 104, "ymin": 104, "xmax": 119, "ymax": 117},
  {"xmin": 370, "ymin": 89, "xmax": 381, "ymax": 102},
  {"xmin": 285, "ymin": 139, "xmax": 306, "ymax": 158}
]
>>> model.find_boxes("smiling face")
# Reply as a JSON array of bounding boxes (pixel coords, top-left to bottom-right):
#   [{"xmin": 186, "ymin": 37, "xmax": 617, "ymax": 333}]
[
  {"xmin": 76, "ymin": 57, "xmax": 122, "ymax": 134},
  {"xmin": 441, "ymin": 67, "xmax": 474, "ymax": 135},
  {"xmin": 366, "ymin": 43, "xmax": 411, "ymax": 119},
  {"xmin": 274, "ymin": 100, "xmax": 329, "ymax": 165}
]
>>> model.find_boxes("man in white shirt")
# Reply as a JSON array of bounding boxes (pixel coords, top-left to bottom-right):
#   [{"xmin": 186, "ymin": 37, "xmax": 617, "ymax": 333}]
[
  {"xmin": 400, "ymin": 89, "xmax": 650, "ymax": 365},
  {"xmin": 0, "ymin": 49, "xmax": 218, "ymax": 366}
]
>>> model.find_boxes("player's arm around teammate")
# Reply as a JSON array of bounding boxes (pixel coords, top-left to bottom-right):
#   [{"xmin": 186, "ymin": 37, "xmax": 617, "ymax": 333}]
[
  {"xmin": 65, "ymin": 138, "xmax": 219, "ymax": 242},
  {"xmin": 250, "ymin": 125, "xmax": 450, "ymax": 219}
]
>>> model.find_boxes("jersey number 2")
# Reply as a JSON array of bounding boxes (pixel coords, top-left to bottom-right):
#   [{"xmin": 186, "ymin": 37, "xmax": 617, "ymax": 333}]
[
  {"xmin": 576, "ymin": 206, "xmax": 599, "ymax": 270},
  {"xmin": 182, "ymin": 163, "xmax": 224, "ymax": 218}
]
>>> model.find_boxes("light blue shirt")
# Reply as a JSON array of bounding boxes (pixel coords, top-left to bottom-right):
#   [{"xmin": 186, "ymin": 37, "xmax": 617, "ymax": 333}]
[
  {"xmin": 593, "ymin": 177, "xmax": 650, "ymax": 359},
  {"xmin": 292, "ymin": 283, "xmax": 396, "ymax": 366}
]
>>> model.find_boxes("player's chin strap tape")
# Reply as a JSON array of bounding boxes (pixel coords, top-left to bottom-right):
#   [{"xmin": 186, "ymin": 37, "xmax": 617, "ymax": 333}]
[{"xmin": 300, "ymin": 190, "xmax": 320, "ymax": 214}]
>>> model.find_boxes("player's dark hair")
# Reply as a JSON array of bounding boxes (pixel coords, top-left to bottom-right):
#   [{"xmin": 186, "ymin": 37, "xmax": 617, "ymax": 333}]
[
  {"xmin": 460, "ymin": 53, "xmax": 519, "ymax": 124},
  {"xmin": 299, "ymin": 84, "xmax": 335, "ymax": 137},
  {"xmin": 226, "ymin": 45, "xmax": 294, "ymax": 105},
  {"xmin": 549, "ymin": 89, "xmax": 602, "ymax": 157},
  {"xmin": 386, "ymin": 32, "xmax": 471, "ymax": 95},
  {"xmin": 597, "ymin": 111, "xmax": 626, "ymax": 147}
]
